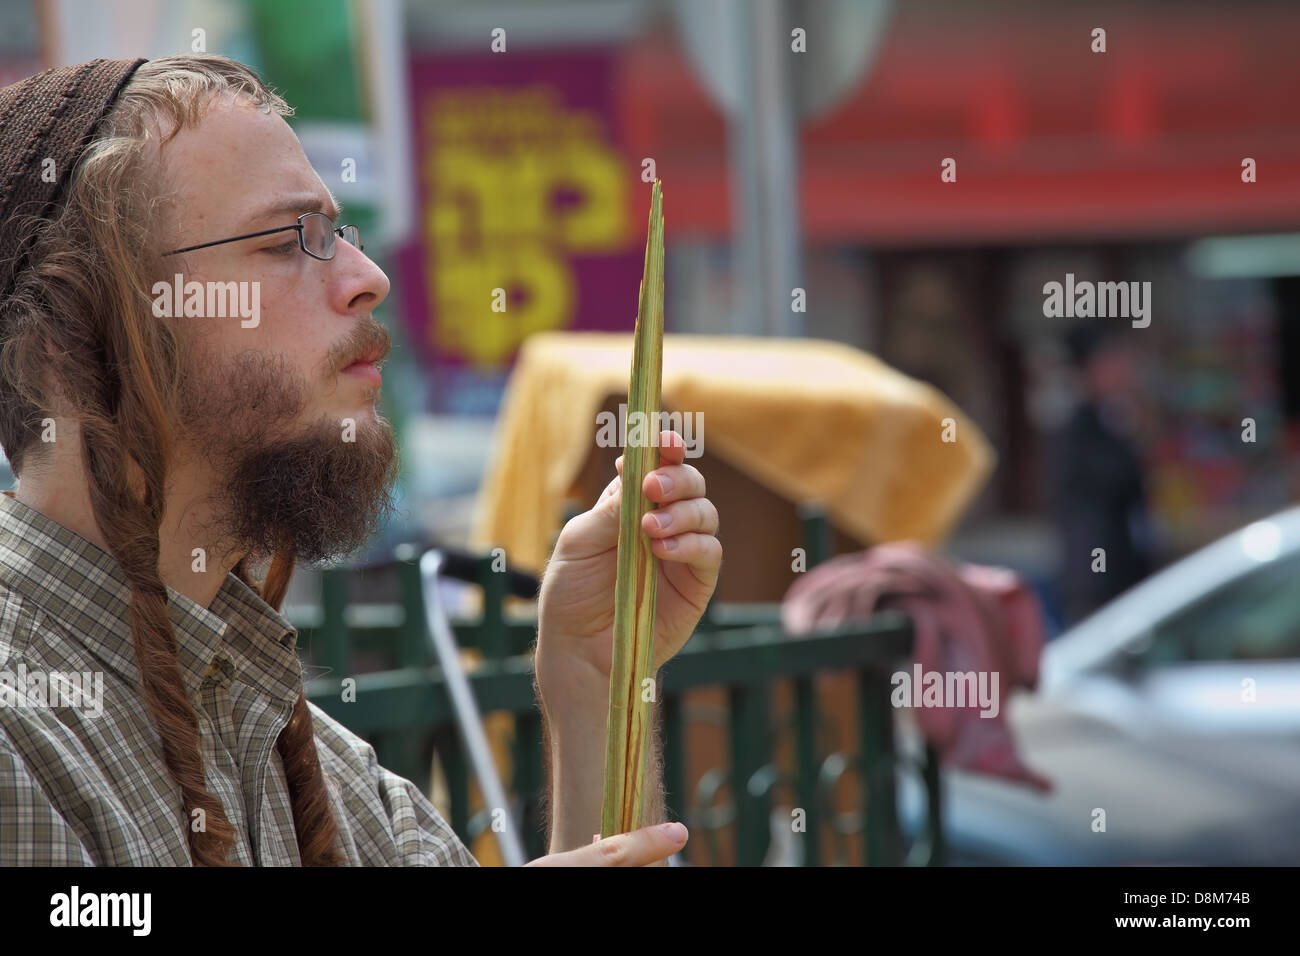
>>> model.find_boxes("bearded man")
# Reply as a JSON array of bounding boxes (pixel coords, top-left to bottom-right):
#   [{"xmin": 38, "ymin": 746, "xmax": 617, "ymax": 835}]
[{"xmin": 0, "ymin": 55, "xmax": 721, "ymax": 866}]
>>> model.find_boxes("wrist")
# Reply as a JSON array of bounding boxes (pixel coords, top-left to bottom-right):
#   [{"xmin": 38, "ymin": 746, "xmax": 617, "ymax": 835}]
[{"xmin": 535, "ymin": 645, "xmax": 607, "ymax": 729}]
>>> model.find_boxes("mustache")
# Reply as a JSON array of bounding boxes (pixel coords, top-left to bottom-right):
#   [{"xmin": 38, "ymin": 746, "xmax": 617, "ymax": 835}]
[{"xmin": 330, "ymin": 316, "xmax": 391, "ymax": 371}]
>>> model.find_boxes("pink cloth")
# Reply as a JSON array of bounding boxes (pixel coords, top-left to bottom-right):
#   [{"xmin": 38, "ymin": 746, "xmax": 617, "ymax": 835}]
[{"xmin": 781, "ymin": 541, "xmax": 1052, "ymax": 791}]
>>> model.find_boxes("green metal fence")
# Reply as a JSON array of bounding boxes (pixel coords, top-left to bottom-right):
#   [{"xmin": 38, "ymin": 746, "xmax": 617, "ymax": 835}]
[{"xmin": 297, "ymin": 510, "xmax": 943, "ymax": 865}]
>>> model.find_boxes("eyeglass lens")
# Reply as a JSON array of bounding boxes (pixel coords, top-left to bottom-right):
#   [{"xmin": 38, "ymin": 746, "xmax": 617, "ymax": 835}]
[{"xmin": 301, "ymin": 213, "xmax": 362, "ymax": 259}]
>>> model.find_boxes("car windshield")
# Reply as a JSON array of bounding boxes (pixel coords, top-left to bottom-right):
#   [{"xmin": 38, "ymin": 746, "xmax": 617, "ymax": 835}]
[{"xmin": 1140, "ymin": 549, "xmax": 1300, "ymax": 665}]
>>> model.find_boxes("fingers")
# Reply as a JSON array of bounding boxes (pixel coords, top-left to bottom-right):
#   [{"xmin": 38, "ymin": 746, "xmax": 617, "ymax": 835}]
[
  {"xmin": 525, "ymin": 822, "xmax": 688, "ymax": 867},
  {"xmin": 650, "ymin": 531, "xmax": 723, "ymax": 572},
  {"xmin": 656, "ymin": 429, "xmax": 687, "ymax": 464},
  {"xmin": 614, "ymin": 430, "xmax": 687, "ymax": 470},
  {"xmin": 614, "ymin": 432, "xmax": 705, "ymax": 507},
  {"xmin": 611, "ymin": 430, "xmax": 716, "ymax": 571},
  {"xmin": 641, "ymin": 495, "xmax": 719, "ymax": 539}
]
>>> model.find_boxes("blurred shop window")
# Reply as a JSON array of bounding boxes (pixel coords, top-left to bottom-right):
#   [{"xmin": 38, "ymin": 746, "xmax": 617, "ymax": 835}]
[
  {"xmin": 1143, "ymin": 552, "xmax": 1300, "ymax": 665},
  {"xmin": 879, "ymin": 258, "xmax": 1003, "ymax": 520}
]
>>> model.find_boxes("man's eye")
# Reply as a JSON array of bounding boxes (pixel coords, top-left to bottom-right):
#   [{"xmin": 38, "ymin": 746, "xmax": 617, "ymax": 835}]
[{"xmin": 264, "ymin": 241, "xmax": 297, "ymax": 256}]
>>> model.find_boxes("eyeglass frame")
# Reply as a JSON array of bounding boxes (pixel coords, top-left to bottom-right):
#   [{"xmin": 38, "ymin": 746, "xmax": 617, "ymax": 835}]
[{"xmin": 160, "ymin": 211, "xmax": 363, "ymax": 260}]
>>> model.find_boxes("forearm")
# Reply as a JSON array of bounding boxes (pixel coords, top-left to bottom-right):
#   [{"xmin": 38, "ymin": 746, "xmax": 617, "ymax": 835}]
[{"xmin": 537, "ymin": 661, "xmax": 666, "ymax": 857}]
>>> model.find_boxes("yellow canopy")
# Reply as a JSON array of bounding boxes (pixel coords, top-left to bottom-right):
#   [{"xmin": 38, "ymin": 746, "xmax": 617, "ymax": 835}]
[{"xmin": 469, "ymin": 332, "xmax": 995, "ymax": 574}]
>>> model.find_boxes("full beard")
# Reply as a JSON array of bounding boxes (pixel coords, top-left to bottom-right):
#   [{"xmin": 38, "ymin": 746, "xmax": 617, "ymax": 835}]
[{"xmin": 177, "ymin": 346, "xmax": 400, "ymax": 567}]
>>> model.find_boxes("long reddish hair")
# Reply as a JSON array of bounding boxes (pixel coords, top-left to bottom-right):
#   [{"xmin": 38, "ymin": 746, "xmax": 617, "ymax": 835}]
[{"xmin": 0, "ymin": 55, "xmax": 344, "ymax": 866}]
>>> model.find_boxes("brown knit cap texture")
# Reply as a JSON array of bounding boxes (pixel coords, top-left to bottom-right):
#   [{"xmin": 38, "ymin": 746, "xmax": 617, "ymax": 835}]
[{"xmin": 0, "ymin": 57, "xmax": 147, "ymax": 303}]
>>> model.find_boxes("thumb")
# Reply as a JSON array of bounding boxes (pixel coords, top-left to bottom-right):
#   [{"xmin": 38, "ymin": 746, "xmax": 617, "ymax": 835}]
[{"xmin": 525, "ymin": 823, "xmax": 688, "ymax": 867}]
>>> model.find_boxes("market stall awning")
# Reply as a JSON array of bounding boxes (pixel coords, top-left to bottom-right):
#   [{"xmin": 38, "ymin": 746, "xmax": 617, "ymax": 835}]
[{"xmin": 470, "ymin": 332, "xmax": 995, "ymax": 577}]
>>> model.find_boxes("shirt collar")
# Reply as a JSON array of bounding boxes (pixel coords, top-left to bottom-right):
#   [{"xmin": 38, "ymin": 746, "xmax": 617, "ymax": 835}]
[{"xmin": 0, "ymin": 490, "xmax": 303, "ymax": 706}]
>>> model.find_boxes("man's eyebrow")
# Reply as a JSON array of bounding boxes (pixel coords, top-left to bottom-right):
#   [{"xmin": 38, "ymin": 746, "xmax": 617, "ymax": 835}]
[{"xmin": 245, "ymin": 192, "xmax": 342, "ymax": 227}]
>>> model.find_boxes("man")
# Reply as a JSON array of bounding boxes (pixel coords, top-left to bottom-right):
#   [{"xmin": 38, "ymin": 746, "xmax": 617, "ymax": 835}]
[
  {"xmin": 0, "ymin": 55, "xmax": 721, "ymax": 866},
  {"xmin": 1050, "ymin": 321, "xmax": 1154, "ymax": 627}
]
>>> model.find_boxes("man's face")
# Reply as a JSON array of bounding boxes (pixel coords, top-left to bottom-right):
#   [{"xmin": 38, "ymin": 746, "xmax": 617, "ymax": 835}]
[{"xmin": 157, "ymin": 95, "xmax": 399, "ymax": 565}]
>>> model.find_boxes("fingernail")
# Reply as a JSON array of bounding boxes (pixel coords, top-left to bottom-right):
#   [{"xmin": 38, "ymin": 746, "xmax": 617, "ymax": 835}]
[
  {"xmin": 660, "ymin": 822, "xmax": 686, "ymax": 841},
  {"xmin": 656, "ymin": 474, "xmax": 673, "ymax": 495},
  {"xmin": 654, "ymin": 511, "xmax": 673, "ymax": 530},
  {"xmin": 662, "ymin": 537, "xmax": 677, "ymax": 551}
]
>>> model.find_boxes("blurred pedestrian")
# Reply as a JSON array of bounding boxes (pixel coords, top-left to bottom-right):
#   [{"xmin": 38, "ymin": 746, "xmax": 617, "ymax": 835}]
[{"xmin": 1050, "ymin": 322, "xmax": 1156, "ymax": 627}]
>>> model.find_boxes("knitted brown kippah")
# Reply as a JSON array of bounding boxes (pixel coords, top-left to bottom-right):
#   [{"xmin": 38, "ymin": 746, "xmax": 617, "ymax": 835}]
[{"xmin": 0, "ymin": 57, "xmax": 147, "ymax": 303}]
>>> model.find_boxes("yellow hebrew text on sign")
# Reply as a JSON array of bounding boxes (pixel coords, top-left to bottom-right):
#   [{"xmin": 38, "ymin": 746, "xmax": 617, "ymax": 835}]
[{"xmin": 421, "ymin": 87, "xmax": 628, "ymax": 368}]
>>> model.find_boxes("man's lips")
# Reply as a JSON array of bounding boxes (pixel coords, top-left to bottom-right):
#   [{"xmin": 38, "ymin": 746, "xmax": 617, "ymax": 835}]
[
  {"xmin": 342, "ymin": 356, "xmax": 382, "ymax": 386},
  {"xmin": 343, "ymin": 346, "xmax": 383, "ymax": 367}
]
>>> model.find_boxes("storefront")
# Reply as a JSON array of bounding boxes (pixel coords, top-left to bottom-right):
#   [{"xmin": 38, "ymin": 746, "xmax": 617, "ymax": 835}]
[{"xmin": 611, "ymin": 1, "xmax": 1300, "ymax": 558}]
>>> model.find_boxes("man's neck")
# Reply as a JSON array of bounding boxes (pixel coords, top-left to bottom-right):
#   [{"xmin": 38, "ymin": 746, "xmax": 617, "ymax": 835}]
[{"xmin": 13, "ymin": 435, "xmax": 240, "ymax": 609}]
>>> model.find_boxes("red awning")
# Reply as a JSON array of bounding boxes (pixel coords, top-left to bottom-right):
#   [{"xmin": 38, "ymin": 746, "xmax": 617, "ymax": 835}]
[{"xmin": 615, "ymin": 2, "xmax": 1300, "ymax": 244}]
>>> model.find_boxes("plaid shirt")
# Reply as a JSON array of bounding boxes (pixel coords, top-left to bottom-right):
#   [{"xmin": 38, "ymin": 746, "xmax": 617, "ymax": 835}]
[{"xmin": 0, "ymin": 491, "xmax": 477, "ymax": 866}]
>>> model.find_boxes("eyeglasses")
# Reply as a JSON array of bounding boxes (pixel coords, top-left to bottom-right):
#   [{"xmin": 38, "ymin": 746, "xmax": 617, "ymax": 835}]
[{"xmin": 161, "ymin": 212, "xmax": 363, "ymax": 260}]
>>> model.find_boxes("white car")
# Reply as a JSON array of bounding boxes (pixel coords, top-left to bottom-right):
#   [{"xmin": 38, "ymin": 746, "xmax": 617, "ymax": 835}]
[{"xmin": 900, "ymin": 509, "xmax": 1300, "ymax": 865}]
